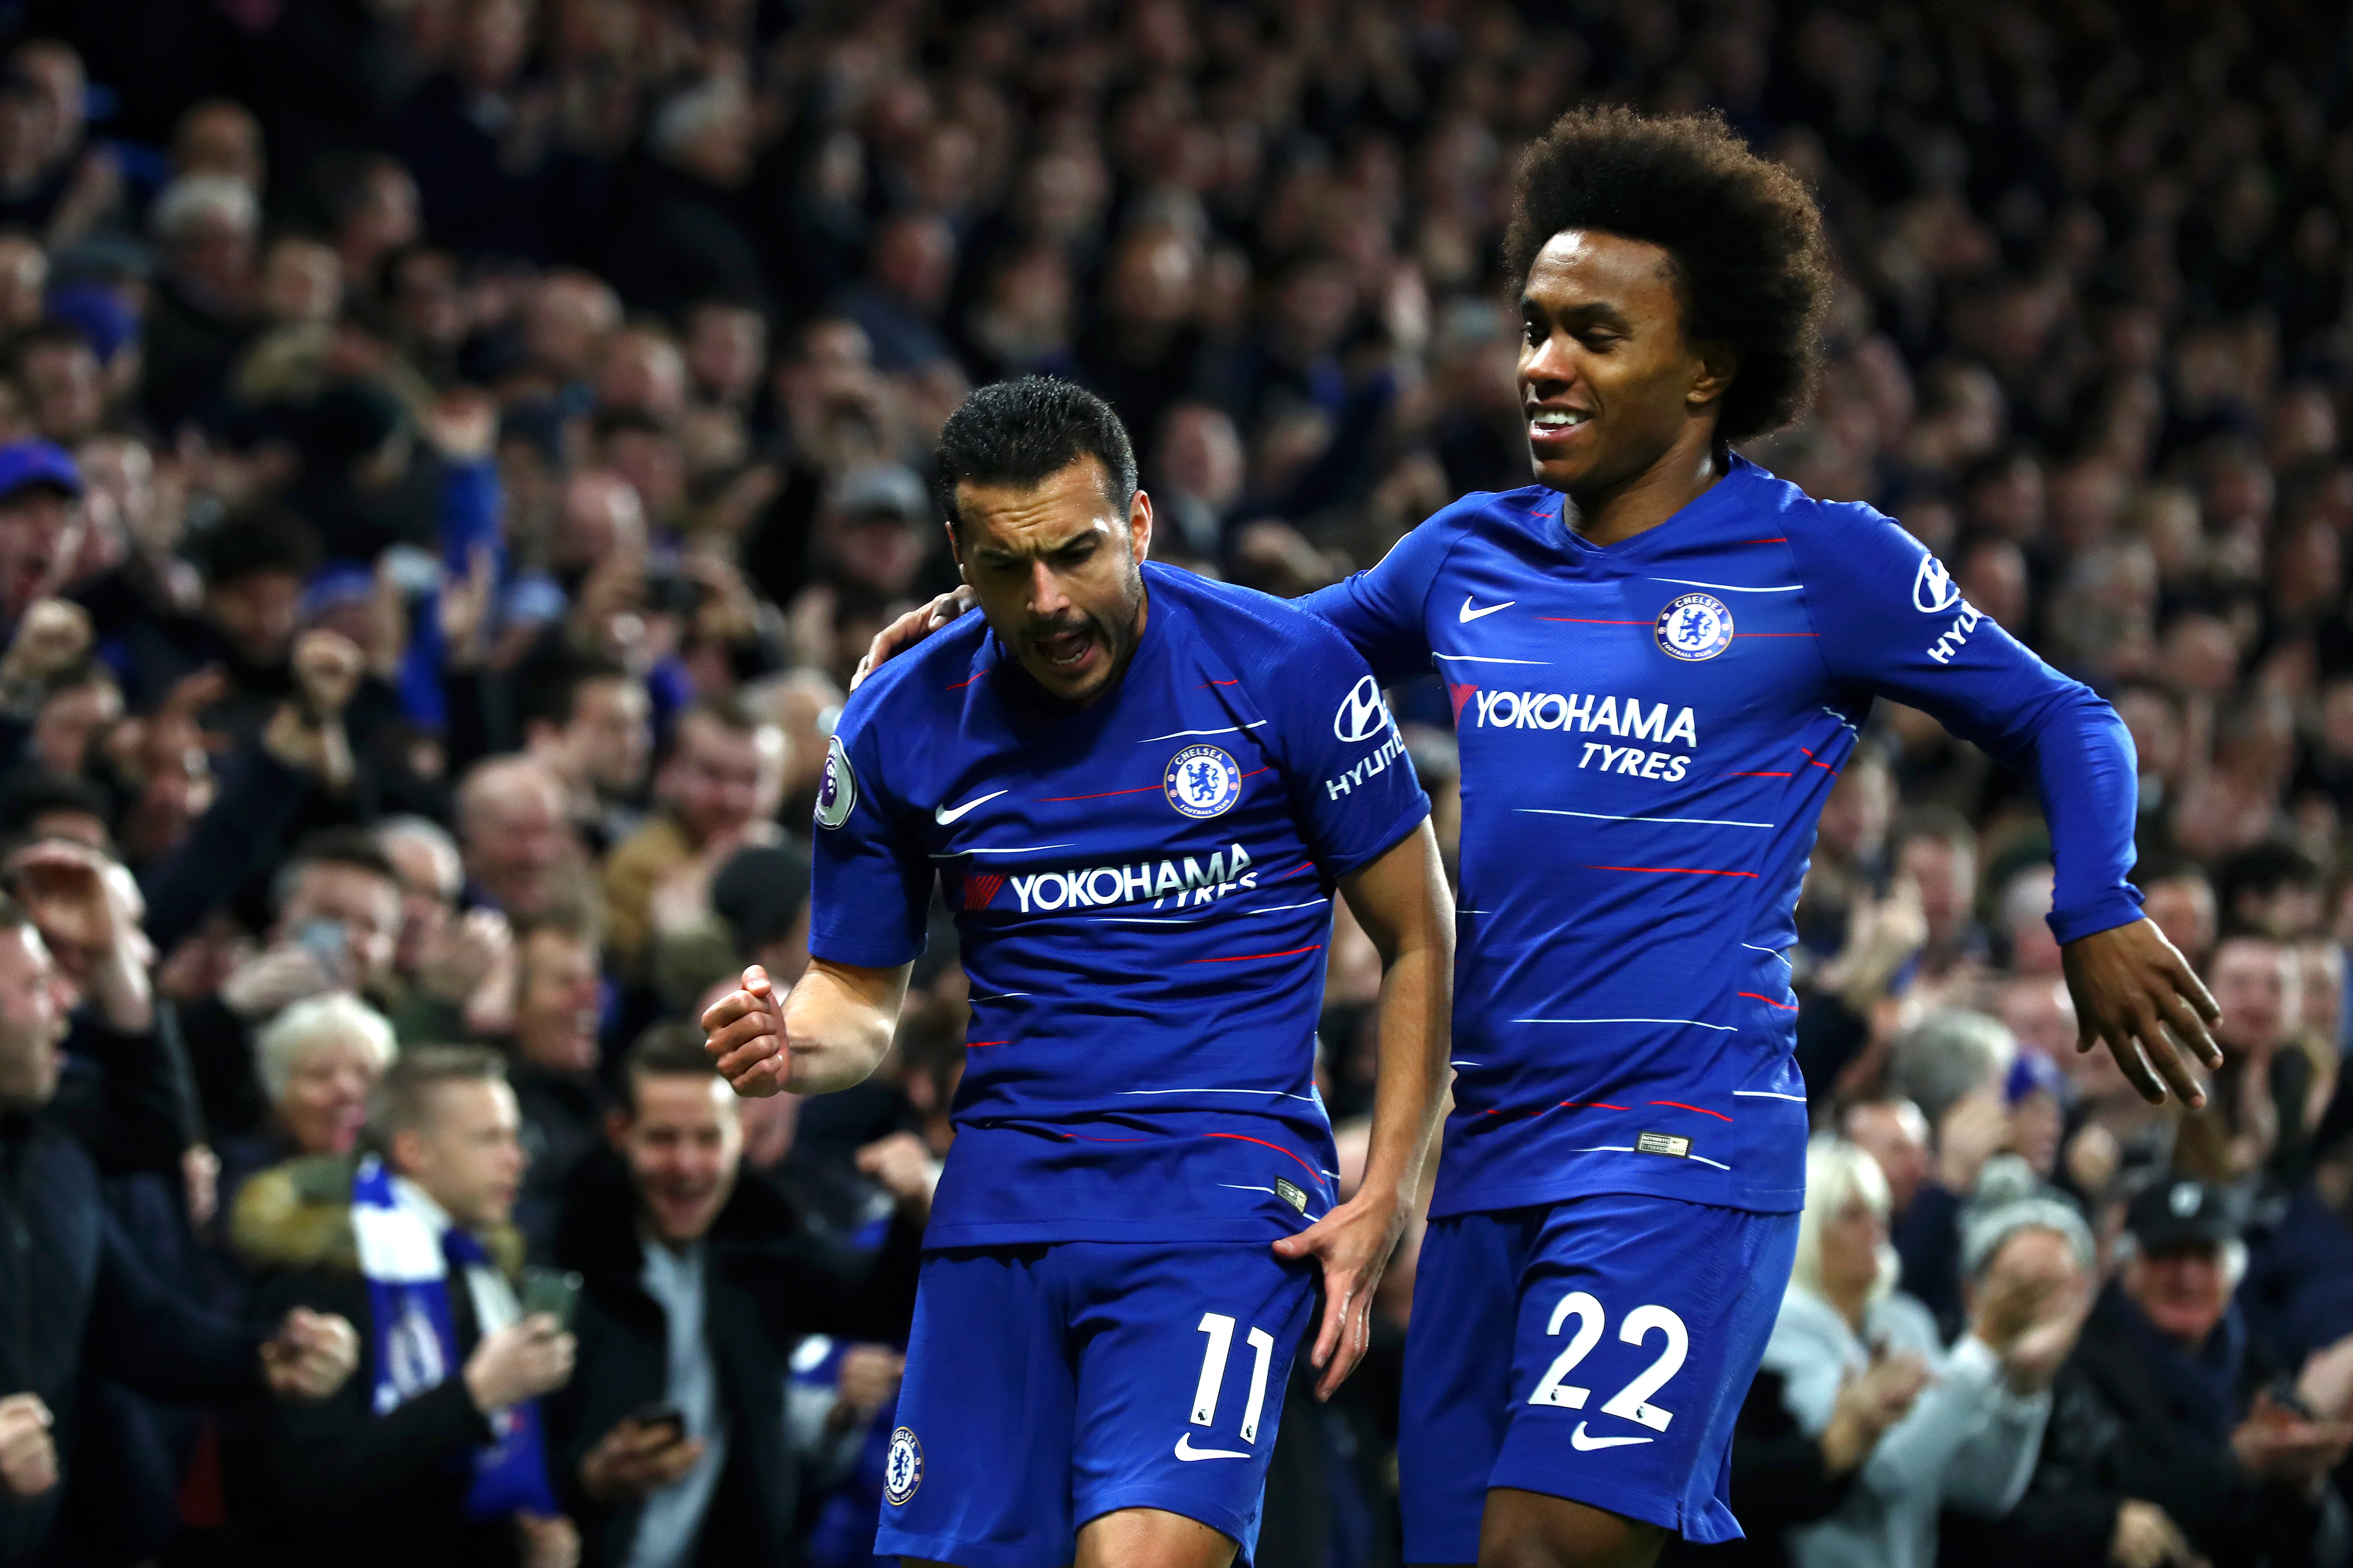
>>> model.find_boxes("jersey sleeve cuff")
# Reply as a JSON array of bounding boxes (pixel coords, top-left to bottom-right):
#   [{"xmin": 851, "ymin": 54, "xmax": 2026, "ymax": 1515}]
[
  {"xmin": 1316, "ymin": 799, "xmax": 1431, "ymax": 882},
  {"xmin": 807, "ymin": 929, "xmax": 924, "ymax": 971},
  {"xmin": 2047, "ymin": 888, "xmax": 2145, "ymax": 946}
]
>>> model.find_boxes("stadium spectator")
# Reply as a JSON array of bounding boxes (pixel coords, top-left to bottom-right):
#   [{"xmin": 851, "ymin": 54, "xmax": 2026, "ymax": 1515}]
[
  {"xmin": 457, "ymin": 755, "xmax": 588, "ymax": 924},
  {"xmin": 217, "ymin": 991, "xmax": 399, "ymax": 1213},
  {"xmin": 1885, "ymin": 1010, "xmax": 2017, "ymax": 1330},
  {"xmin": 1761, "ymin": 1139, "xmax": 2088, "ymax": 1568},
  {"xmin": 0, "ymin": 891, "xmax": 360, "ymax": 1565},
  {"xmin": 517, "ymin": 660, "xmax": 652, "ymax": 857},
  {"xmin": 544, "ymin": 1029, "xmax": 923, "ymax": 1568},
  {"xmin": 600, "ymin": 694, "xmax": 781, "ymax": 979},
  {"xmin": 233, "ymin": 1046, "xmax": 579, "ymax": 1568},
  {"xmin": 500, "ymin": 918, "xmax": 609, "ymax": 1258},
  {"xmin": 1944, "ymin": 1178, "xmax": 2353, "ymax": 1568}
]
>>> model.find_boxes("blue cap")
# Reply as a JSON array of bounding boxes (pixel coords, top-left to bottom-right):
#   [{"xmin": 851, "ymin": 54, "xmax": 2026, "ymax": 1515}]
[
  {"xmin": 45, "ymin": 283, "xmax": 137, "ymax": 365},
  {"xmin": 2004, "ymin": 1049, "xmax": 2066, "ymax": 1105},
  {"xmin": 298, "ymin": 564, "xmax": 376, "ymax": 623},
  {"xmin": 0, "ymin": 440, "xmax": 81, "ymax": 504}
]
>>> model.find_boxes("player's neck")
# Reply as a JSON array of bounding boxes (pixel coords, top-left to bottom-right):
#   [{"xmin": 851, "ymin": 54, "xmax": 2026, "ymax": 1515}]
[{"xmin": 1561, "ymin": 436, "xmax": 1725, "ymax": 548}]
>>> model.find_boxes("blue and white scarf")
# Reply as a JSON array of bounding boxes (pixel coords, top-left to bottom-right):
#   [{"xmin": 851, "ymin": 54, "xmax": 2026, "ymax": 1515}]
[{"xmin": 350, "ymin": 1154, "xmax": 556, "ymax": 1518}]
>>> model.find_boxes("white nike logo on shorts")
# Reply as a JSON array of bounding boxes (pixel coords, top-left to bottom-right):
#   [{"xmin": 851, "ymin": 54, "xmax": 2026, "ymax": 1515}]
[
  {"xmin": 935, "ymin": 790, "xmax": 1008, "ymax": 824},
  {"xmin": 1173, "ymin": 1434, "xmax": 1249, "ymax": 1461},
  {"xmin": 1458, "ymin": 596, "xmax": 1515, "ymax": 622},
  {"xmin": 1568, "ymin": 1422, "xmax": 1653, "ymax": 1451}
]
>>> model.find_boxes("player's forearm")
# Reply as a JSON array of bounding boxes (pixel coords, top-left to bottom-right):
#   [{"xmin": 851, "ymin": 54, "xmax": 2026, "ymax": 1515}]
[
  {"xmin": 780, "ymin": 959, "xmax": 911, "ymax": 1094},
  {"xmin": 1360, "ymin": 918, "xmax": 1452, "ymax": 1210},
  {"xmin": 2026, "ymin": 688, "xmax": 2144, "ymax": 944},
  {"xmin": 1343, "ymin": 824, "xmax": 1456, "ymax": 1210}
]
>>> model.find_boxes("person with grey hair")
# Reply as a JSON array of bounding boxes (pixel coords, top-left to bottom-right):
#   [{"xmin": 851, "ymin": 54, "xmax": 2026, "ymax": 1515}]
[
  {"xmin": 377, "ymin": 814, "xmax": 514, "ymax": 1044},
  {"xmin": 217, "ymin": 993, "xmax": 401, "ymax": 1223},
  {"xmin": 143, "ymin": 172, "xmax": 261, "ymax": 434},
  {"xmin": 604, "ymin": 75, "xmax": 764, "ymax": 320},
  {"xmin": 1759, "ymin": 1136, "xmax": 2089, "ymax": 1568},
  {"xmin": 1888, "ymin": 1008, "xmax": 2020, "ymax": 1333}
]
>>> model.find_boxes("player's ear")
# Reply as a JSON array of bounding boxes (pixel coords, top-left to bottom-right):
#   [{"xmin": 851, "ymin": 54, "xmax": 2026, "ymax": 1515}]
[
  {"xmin": 1687, "ymin": 340, "xmax": 1738, "ymax": 411},
  {"xmin": 1128, "ymin": 488, "xmax": 1154, "ymax": 565}
]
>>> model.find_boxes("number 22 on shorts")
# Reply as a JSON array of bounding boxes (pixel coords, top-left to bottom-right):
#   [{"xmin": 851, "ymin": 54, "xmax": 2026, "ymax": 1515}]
[{"xmin": 1527, "ymin": 1293, "xmax": 1690, "ymax": 1432}]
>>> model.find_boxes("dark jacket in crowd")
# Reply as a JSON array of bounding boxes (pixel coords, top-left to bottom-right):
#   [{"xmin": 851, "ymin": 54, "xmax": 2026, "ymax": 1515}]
[
  {"xmin": 1940, "ymin": 1280, "xmax": 2341, "ymax": 1568},
  {"xmin": 509, "ymin": 1059, "xmax": 608, "ymax": 1263},
  {"xmin": 541, "ymin": 1147, "xmax": 921, "ymax": 1568},
  {"xmin": 1657, "ymin": 1367, "xmax": 1858, "ymax": 1568},
  {"xmin": 230, "ymin": 1155, "xmax": 530, "ymax": 1568},
  {"xmin": 0, "ymin": 1065, "xmax": 264, "ymax": 1565}
]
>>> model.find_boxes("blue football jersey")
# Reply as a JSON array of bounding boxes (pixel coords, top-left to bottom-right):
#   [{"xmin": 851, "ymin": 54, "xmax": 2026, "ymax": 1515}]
[
  {"xmin": 1302, "ymin": 456, "xmax": 2141, "ymax": 1217},
  {"xmin": 810, "ymin": 561, "xmax": 1431, "ymax": 1248}
]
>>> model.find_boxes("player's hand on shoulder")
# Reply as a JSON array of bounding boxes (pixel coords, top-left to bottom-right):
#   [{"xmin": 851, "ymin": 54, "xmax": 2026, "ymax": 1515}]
[
  {"xmin": 852, "ymin": 586, "xmax": 976, "ymax": 690},
  {"xmin": 701, "ymin": 964, "xmax": 790, "ymax": 1097}
]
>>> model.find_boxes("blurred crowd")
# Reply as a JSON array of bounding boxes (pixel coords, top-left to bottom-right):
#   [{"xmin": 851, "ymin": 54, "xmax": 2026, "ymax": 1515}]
[{"xmin": 0, "ymin": 0, "xmax": 2349, "ymax": 1565}]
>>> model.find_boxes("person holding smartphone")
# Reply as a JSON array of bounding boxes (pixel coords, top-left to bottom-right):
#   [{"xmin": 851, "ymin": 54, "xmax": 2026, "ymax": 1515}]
[{"xmin": 541, "ymin": 1027, "xmax": 930, "ymax": 1568}]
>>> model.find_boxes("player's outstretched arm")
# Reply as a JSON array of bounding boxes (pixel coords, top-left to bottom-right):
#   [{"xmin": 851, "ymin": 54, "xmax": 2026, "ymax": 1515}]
[
  {"xmin": 701, "ymin": 959, "xmax": 912, "ymax": 1097},
  {"xmin": 851, "ymin": 587, "xmax": 977, "ymax": 690},
  {"xmin": 1274, "ymin": 820, "xmax": 1454, "ymax": 1401}
]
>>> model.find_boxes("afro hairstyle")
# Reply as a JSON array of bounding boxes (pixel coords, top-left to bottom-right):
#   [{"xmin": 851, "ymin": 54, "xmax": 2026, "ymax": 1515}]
[{"xmin": 1504, "ymin": 106, "xmax": 1833, "ymax": 446}]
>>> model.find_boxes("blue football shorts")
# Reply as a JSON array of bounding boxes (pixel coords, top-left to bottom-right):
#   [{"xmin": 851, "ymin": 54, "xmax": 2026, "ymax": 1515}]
[
  {"xmin": 874, "ymin": 1239, "xmax": 1317, "ymax": 1568},
  {"xmin": 1400, "ymin": 1192, "xmax": 1800, "ymax": 1561}
]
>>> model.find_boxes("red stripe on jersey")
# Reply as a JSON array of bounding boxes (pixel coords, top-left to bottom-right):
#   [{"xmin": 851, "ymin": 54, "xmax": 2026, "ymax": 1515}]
[
  {"xmin": 1266, "ymin": 860, "xmax": 1318, "ymax": 883},
  {"xmin": 1188, "ymin": 944, "xmax": 1325, "ymax": 963},
  {"xmin": 966, "ymin": 1040, "xmax": 1010, "ymax": 1048},
  {"xmin": 1649, "ymin": 1099, "xmax": 1733, "ymax": 1122},
  {"xmin": 1739, "ymin": 538, "xmax": 1789, "ymax": 544},
  {"xmin": 1204, "ymin": 1132, "xmax": 1324, "ymax": 1179},
  {"xmin": 1447, "ymin": 682, "xmax": 1479, "ymax": 721},
  {"xmin": 1586, "ymin": 865, "xmax": 1759, "ymax": 879},
  {"xmin": 963, "ymin": 873, "xmax": 1006, "ymax": 909},
  {"xmin": 1739, "ymin": 992, "xmax": 1798, "ymax": 1011},
  {"xmin": 946, "ymin": 675, "xmax": 980, "ymax": 689},
  {"xmin": 1537, "ymin": 617, "xmax": 1650, "ymax": 624},
  {"xmin": 1041, "ymin": 782, "xmax": 1163, "ymax": 802},
  {"xmin": 1728, "ymin": 771, "xmax": 1793, "ymax": 777},
  {"xmin": 1199, "ymin": 680, "xmax": 1241, "ymax": 686}
]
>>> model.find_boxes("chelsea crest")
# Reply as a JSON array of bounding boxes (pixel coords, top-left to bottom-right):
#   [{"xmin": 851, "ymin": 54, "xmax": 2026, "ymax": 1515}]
[
  {"xmin": 1164, "ymin": 744, "xmax": 1242, "ymax": 819},
  {"xmin": 884, "ymin": 1426, "xmax": 923, "ymax": 1505},
  {"xmin": 1654, "ymin": 593, "xmax": 1735, "ymax": 661}
]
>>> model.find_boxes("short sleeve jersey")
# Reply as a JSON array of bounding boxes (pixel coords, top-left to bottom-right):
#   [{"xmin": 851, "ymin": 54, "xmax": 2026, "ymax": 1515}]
[
  {"xmin": 810, "ymin": 561, "xmax": 1430, "ymax": 1248},
  {"xmin": 1301, "ymin": 456, "xmax": 2141, "ymax": 1218}
]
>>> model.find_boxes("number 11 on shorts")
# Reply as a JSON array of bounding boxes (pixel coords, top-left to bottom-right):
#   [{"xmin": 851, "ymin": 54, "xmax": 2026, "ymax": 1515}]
[{"xmin": 1192, "ymin": 1313, "xmax": 1277, "ymax": 1441}]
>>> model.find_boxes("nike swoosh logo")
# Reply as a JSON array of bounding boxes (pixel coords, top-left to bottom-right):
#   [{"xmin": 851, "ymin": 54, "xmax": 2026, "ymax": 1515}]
[
  {"xmin": 935, "ymin": 790, "xmax": 1008, "ymax": 825},
  {"xmin": 1173, "ymin": 1433, "xmax": 1249, "ymax": 1461},
  {"xmin": 1569, "ymin": 1422, "xmax": 1653, "ymax": 1451},
  {"xmin": 1459, "ymin": 596, "xmax": 1515, "ymax": 622}
]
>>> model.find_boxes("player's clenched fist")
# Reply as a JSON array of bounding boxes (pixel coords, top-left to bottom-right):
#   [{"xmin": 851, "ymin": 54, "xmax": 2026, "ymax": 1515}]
[{"xmin": 701, "ymin": 964, "xmax": 790, "ymax": 1097}]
